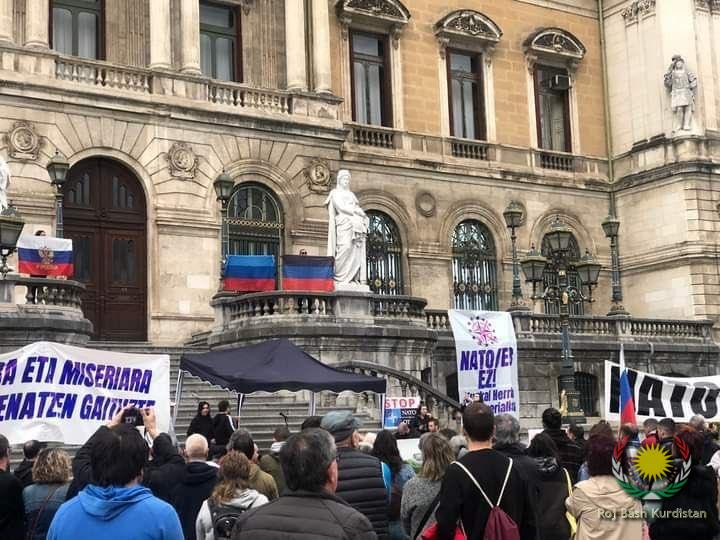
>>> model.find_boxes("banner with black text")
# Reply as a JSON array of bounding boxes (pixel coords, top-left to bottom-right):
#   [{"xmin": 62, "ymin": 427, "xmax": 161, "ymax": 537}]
[
  {"xmin": 449, "ymin": 310, "xmax": 519, "ymax": 417},
  {"xmin": 604, "ymin": 361, "xmax": 720, "ymax": 422},
  {"xmin": 0, "ymin": 341, "xmax": 170, "ymax": 444}
]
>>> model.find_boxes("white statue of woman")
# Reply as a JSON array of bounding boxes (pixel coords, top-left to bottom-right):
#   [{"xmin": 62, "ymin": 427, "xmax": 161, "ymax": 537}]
[
  {"xmin": 0, "ymin": 155, "xmax": 10, "ymax": 212},
  {"xmin": 325, "ymin": 170, "xmax": 369, "ymax": 287}
]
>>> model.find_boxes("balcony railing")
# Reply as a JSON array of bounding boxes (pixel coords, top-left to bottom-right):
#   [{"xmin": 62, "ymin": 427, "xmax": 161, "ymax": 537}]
[
  {"xmin": 349, "ymin": 124, "xmax": 397, "ymax": 149},
  {"xmin": 22, "ymin": 277, "xmax": 85, "ymax": 309},
  {"xmin": 450, "ymin": 138, "xmax": 490, "ymax": 160},
  {"xmin": 207, "ymin": 81, "xmax": 291, "ymax": 115},
  {"xmin": 536, "ymin": 149, "xmax": 575, "ymax": 171},
  {"xmin": 55, "ymin": 56, "xmax": 151, "ymax": 94}
]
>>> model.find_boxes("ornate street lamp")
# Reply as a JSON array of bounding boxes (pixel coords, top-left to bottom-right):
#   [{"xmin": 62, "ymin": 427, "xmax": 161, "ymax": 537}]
[
  {"xmin": 521, "ymin": 216, "xmax": 602, "ymax": 425},
  {"xmin": 0, "ymin": 205, "xmax": 25, "ymax": 277},
  {"xmin": 213, "ymin": 170, "xmax": 234, "ymax": 278},
  {"xmin": 601, "ymin": 215, "xmax": 628, "ymax": 317},
  {"xmin": 47, "ymin": 151, "xmax": 69, "ymax": 238},
  {"xmin": 503, "ymin": 201, "xmax": 529, "ymax": 311}
]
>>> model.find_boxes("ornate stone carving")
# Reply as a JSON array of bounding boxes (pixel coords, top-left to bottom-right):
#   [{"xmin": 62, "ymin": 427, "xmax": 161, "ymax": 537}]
[
  {"xmin": 523, "ymin": 27, "xmax": 586, "ymax": 71},
  {"xmin": 4, "ymin": 121, "xmax": 41, "ymax": 160},
  {"xmin": 435, "ymin": 10, "xmax": 502, "ymax": 57},
  {"xmin": 238, "ymin": 0, "xmax": 254, "ymax": 15},
  {"xmin": 415, "ymin": 192, "xmax": 436, "ymax": 218},
  {"xmin": 345, "ymin": 0, "xmax": 406, "ymax": 18},
  {"xmin": 695, "ymin": 0, "xmax": 720, "ymax": 11},
  {"xmin": 166, "ymin": 142, "xmax": 198, "ymax": 179},
  {"xmin": 621, "ymin": 0, "xmax": 656, "ymax": 24},
  {"xmin": 305, "ymin": 159, "xmax": 331, "ymax": 193},
  {"xmin": 336, "ymin": 0, "xmax": 410, "ymax": 45}
]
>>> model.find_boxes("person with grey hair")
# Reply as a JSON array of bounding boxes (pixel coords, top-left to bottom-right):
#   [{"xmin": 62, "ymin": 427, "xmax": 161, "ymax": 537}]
[
  {"xmin": 690, "ymin": 414, "xmax": 720, "ymax": 465},
  {"xmin": 448, "ymin": 435, "xmax": 467, "ymax": 459},
  {"xmin": 231, "ymin": 428, "xmax": 376, "ymax": 539}
]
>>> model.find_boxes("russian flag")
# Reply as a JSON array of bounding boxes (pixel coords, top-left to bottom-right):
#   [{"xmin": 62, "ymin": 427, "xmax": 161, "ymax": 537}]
[
  {"xmin": 223, "ymin": 255, "xmax": 276, "ymax": 292},
  {"xmin": 17, "ymin": 235, "xmax": 74, "ymax": 277},
  {"xmin": 282, "ymin": 255, "xmax": 334, "ymax": 292},
  {"xmin": 619, "ymin": 344, "xmax": 637, "ymax": 425}
]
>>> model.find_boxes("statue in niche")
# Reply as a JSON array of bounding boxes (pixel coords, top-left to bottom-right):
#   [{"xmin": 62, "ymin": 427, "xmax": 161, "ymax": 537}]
[
  {"xmin": 0, "ymin": 155, "xmax": 10, "ymax": 212},
  {"xmin": 325, "ymin": 169, "xmax": 369, "ymax": 288},
  {"xmin": 664, "ymin": 55, "xmax": 697, "ymax": 132}
]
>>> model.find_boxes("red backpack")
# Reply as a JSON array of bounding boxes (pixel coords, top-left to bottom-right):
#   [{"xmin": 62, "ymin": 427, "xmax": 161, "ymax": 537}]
[{"xmin": 454, "ymin": 459, "xmax": 520, "ymax": 540}]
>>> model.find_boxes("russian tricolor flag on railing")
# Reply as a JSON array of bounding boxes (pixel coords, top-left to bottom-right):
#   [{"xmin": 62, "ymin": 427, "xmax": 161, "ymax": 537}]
[
  {"xmin": 619, "ymin": 344, "xmax": 637, "ymax": 426},
  {"xmin": 223, "ymin": 255, "xmax": 276, "ymax": 292},
  {"xmin": 282, "ymin": 255, "xmax": 334, "ymax": 292},
  {"xmin": 17, "ymin": 235, "xmax": 74, "ymax": 277}
]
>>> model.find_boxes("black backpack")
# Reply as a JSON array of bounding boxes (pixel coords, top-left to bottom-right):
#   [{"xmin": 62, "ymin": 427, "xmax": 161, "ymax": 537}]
[{"xmin": 208, "ymin": 499, "xmax": 249, "ymax": 539}]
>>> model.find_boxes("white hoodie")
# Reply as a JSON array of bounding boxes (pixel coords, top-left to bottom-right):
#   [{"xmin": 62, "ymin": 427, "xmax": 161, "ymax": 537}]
[{"xmin": 195, "ymin": 488, "xmax": 269, "ymax": 540}]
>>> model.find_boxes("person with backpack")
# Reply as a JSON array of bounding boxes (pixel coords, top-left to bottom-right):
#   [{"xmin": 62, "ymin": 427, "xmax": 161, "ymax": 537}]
[
  {"xmin": 259, "ymin": 426, "xmax": 290, "ymax": 495},
  {"xmin": 372, "ymin": 430, "xmax": 415, "ymax": 539},
  {"xmin": 435, "ymin": 402, "xmax": 533, "ymax": 540},
  {"xmin": 196, "ymin": 451, "xmax": 268, "ymax": 540}
]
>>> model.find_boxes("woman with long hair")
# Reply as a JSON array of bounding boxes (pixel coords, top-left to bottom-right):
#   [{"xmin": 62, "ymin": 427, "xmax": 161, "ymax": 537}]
[
  {"xmin": 187, "ymin": 401, "xmax": 215, "ymax": 444},
  {"xmin": 23, "ymin": 448, "xmax": 72, "ymax": 540},
  {"xmin": 195, "ymin": 451, "xmax": 268, "ymax": 540},
  {"xmin": 527, "ymin": 433, "xmax": 572, "ymax": 540},
  {"xmin": 400, "ymin": 433, "xmax": 454, "ymax": 539},
  {"xmin": 373, "ymin": 430, "xmax": 416, "ymax": 540}
]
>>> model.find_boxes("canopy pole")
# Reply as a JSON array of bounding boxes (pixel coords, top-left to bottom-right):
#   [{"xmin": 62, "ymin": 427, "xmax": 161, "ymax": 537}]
[
  {"xmin": 236, "ymin": 393, "xmax": 245, "ymax": 420},
  {"xmin": 308, "ymin": 392, "xmax": 316, "ymax": 416},
  {"xmin": 172, "ymin": 369, "xmax": 185, "ymax": 431},
  {"xmin": 379, "ymin": 392, "xmax": 385, "ymax": 427}
]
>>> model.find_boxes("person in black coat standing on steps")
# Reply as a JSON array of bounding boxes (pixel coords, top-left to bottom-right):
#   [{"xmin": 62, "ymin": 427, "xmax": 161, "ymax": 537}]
[
  {"xmin": 187, "ymin": 401, "xmax": 215, "ymax": 446},
  {"xmin": 213, "ymin": 399, "xmax": 237, "ymax": 449}
]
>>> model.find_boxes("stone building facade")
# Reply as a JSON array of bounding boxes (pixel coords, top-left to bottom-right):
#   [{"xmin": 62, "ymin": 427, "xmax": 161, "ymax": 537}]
[{"xmin": 0, "ymin": 0, "xmax": 718, "ymax": 419}]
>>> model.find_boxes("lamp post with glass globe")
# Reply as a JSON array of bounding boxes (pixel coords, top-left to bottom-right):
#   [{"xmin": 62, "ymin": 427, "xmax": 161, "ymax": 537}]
[
  {"xmin": 47, "ymin": 151, "xmax": 69, "ymax": 238},
  {"xmin": 213, "ymin": 171, "xmax": 234, "ymax": 279},
  {"xmin": 503, "ymin": 201, "xmax": 529, "ymax": 311},
  {"xmin": 520, "ymin": 216, "xmax": 601, "ymax": 424}
]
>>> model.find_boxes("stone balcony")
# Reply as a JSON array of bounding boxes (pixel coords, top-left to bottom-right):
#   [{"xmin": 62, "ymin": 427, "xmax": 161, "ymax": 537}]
[{"xmin": 0, "ymin": 275, "xmax": 93, "ymax": 348}]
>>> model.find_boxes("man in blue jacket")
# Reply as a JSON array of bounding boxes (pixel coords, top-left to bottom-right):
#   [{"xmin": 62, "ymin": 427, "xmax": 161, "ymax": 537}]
[{"xmin": 48, "ymin": 408, "xmax": 182, "ymax": 540}]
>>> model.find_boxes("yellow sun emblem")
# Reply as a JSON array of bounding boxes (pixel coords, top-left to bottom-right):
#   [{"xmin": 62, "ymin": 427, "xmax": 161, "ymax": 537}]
[{"xmin": 634, "ymin": 444, "xmax": 673, "ymax": 483}]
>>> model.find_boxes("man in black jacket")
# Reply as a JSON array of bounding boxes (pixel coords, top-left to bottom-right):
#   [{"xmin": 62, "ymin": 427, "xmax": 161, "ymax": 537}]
[
  {"xmin": 541, "ymin": 408, "xmax": 583, "ymax": 483},
  {"xmin": 436, "ymin": 403, "xmax": 533, "ymax": 540},
  {"xmin": 14, "ymin": 439, "xmax": 41, "ymax": 488},
  {"xmin": 212, "ymin": 399, "xmax": 236, "ymax": 452},
  {"xmin": 232, "ymin": 428, "xmax": 376, "ymax": 539},
  {"xmin": 171, "ymin": 433, "xmax": 218, "ymax": 540},
  {"xmin": 0, "ymin": 434, "xmax": 24, "ymax": 540},
  {"xmin": 143, "ymin": 433, "xmax": 186, "ymax": 502},
  {"xmin": 322, "ymin": 410, "xmax": 389, "ymax": 539}
]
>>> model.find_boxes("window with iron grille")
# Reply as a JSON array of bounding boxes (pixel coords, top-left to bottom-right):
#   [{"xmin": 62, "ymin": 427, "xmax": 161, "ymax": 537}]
[
  {"xmin": 366, "ymin": 211, "xmax": 404, "ymax": 295},
  {"xmin": 559, "ymin": 373, "xmax": 598, "ymax": 416},
  {"xmin": 51, "ymin": 0, "xmax": 103, "ymax": 59},
  {"xmin": 541, "ymin": 233, "xmax": 584, "ymax": 316},
  {"xmin": 227, "ymin": 184, "xmax": 283, "ymax": 264},
  {"xmin": 200, "ymin": 1, "xmax": 241, "ymax": 81},
  {"xmin": 452, "ymin": 220, "xmax": 498, "ymax": 310}
]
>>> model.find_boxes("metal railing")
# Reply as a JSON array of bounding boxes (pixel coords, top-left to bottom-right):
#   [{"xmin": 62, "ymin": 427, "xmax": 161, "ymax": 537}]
[{"xmin": 55, "ymin": 56, "xmax": 151, "ymax": 94}]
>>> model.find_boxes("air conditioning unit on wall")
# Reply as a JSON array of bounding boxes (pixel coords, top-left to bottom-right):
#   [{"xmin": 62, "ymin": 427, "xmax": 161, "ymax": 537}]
[{"xmin": 548, "ymin": 74, "xmax": 571, "ymax": 91}]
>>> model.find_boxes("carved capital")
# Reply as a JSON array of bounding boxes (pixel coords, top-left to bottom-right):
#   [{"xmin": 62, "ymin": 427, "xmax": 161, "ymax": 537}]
[
  {"xmin": 437, "ymin": 36, "xmax": 449, "ymax": 58},
  {"xmin": 4, "ymin": 121, "xmax": 41, "ymax": 161},
  {"xmin": 166, "ymin": 142, "xmax": 198, "ymax": 179},
  {"xmin": 622, "ymin": 0, "xmax": 656, "ymax": 24}
]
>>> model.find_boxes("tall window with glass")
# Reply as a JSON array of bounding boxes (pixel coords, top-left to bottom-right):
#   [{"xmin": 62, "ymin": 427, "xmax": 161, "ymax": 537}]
[{"xmin": 51, "ymin": 0, "xmax": 102, "ymax": 59}]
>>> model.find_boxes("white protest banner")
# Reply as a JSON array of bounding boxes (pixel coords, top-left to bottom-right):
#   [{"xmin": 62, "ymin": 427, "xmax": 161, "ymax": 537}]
[
  {"xmin": 0, "ymin": 341, "xmax": 170, "ymax": 444},
  {"xmin": 604, "ymin": 361, "xmax": 720, "ymax": 422},
  {"xmin": 383, "ymin": 396, "xmax": 421, "ymax": 429},
  {"xmin": 449, "ymin": 310, "xmax": 519, "ymax": 417}
]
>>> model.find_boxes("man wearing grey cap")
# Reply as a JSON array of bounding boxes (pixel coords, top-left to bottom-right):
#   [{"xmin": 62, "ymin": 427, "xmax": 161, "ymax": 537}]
[{"xmin": 322, "ymin": 411, "xmax": 390, "ymax": 539}]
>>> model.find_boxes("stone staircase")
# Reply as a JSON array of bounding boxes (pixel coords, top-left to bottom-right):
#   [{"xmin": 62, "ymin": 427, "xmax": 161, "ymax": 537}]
[{"xmin": 9, "ymin": 340, "xmax": 381, "ymax": 467}]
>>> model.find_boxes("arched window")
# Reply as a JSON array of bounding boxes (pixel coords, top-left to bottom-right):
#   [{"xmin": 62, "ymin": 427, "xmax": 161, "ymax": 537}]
[
  {"xmin": 451, "ymin": 220, "xmax": 498, "ymax": 310},
  {"xmin": 366, "ymin": 211, "xmax": 404, "ymax": 295},
  {"xmin": 227, "ymin": 183, "xmax": 283, "ymax": 259},
  {"xmin": 557, "ymin": 372, "xmax": 598, "ymax": 416},
  {"xmin": 541, "ymin": 232, "xmax": 583, "ymax": 315}
]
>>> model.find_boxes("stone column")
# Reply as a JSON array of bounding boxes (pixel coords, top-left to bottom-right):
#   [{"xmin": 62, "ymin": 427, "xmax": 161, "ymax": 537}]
[
  {"xmin": 285, "ymin": 0, "xmax": 307, "ymax": 90},
  {"xmin": 0, "ymin": 0, "xmax": 13, "ymax": 44},
  {"xmin": 311, "ymin": 0, "xmax": 331, "ymax": 93},
  {"xmin": 180, "ymin": 0, "xmax": 200, "ymax": 74},
  {"xmin": 25, "ymin": 0, "xmax": 49, "ymax": 49},
  {"xmin": 150, "ymin": 0, "xmax": 172, "ymax": 69}
]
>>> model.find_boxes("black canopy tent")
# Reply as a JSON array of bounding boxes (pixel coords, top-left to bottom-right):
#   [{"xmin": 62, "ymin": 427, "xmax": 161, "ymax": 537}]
[{"xmin": 174, "ymin": 339, "xmax": 386, "ymax": 428}]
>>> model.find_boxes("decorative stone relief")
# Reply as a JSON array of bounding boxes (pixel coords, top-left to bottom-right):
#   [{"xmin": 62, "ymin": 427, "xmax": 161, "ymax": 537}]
[
  {"xmin": 523, "ymin": 27, "xmax": 586, "ymax": 72},
  {"xmin": 621, "ymin": 0, "xmax": 656, "ymax": 24},
  {"xmin": 4, "ymin": 121, "xmax": 41, "ymax": 160},
  {"xmin": 165, "ymin": 142, "xmax": 198, "ymax": 179},
  {"xmin": 435, "ymin": 10, "xmax": 502, "ymax": 58},
  {"xmin": 415, "ymin": 192, "xmax": 436, "ymax": 217},
  {"xmin": 336, "ymin": 0, "xmax": 410, "ymax": 48},
  {"xmin": 695, "ymin": 0, "xmax": 720, "ymax": 11},
  {"xmin": 305, "ymin": 159, "xmax": 331, "ymax": 194},
  {"xmin": 238, "ymin": 0, "xmax": 254, "ymax": 15},
  {"xmin": 344, "ymin": 0, "xmax": 407, "ymax": 19}
]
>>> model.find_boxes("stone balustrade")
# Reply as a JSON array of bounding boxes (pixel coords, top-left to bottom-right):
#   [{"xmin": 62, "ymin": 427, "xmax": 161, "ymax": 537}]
[
  {"xmin": 348, "ymin": 123, "xmax": 397, "ymax": 149},
  {"xmin": 535, "ymin": 149, "xmax": 575, "ymax": 171},
  {"xmin": 450, "ymin": 137, "xmax": 490, "ymax": 160},
  {"xmin": 22, "ymin": 277, "xmax": 85, "ymax": 309},
  {"xmin": 207, "ymin": 81, "xmax": 292, "ymax": 115},
  {"xmin": 56, "ymin": 56, "xmax": 151, "ymax": 94}
]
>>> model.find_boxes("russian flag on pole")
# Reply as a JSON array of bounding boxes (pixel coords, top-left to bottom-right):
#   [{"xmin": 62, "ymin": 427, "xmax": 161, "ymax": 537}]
[
  {"xmin": 17, "ymin": 235, "xmax": 74, "ymax": 277},
  {"xmin": 223, "ymin": 255, "xmax": 276, "ymax": 292},
  {"xmin": 619, "ymin": 344, "xmax": 637, "ymax": 426},
  {"xmin": 282, "ymin": 255, "xmax": 334, "ymax": 292}
]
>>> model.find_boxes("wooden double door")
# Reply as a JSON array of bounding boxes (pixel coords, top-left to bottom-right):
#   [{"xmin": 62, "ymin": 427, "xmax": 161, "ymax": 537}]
[{"xmin": 63, "ymin": 158, "xmax": 147, "ymax": 341}]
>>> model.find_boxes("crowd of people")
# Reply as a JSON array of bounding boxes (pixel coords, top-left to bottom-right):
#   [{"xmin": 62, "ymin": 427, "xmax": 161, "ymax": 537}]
[{"xmin": 2, "ymin": 399, "xmax": 720, "ymax": 539}]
